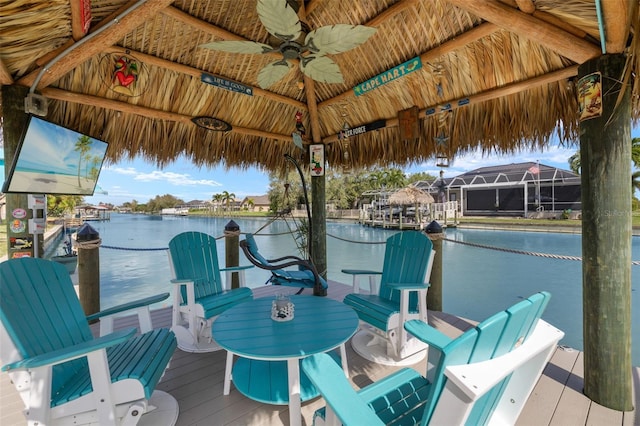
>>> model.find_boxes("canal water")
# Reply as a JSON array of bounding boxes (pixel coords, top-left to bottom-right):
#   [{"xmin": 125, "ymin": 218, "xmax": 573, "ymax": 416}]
[{"xmin": 54, "ymin": 213, "xmax": 639, "ymax": 365}]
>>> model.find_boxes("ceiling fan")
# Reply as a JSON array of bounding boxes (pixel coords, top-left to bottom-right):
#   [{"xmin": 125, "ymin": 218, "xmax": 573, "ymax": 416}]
[{"xmin": 200, "ymin": 0, "xmax": 376, "ymax": 89}]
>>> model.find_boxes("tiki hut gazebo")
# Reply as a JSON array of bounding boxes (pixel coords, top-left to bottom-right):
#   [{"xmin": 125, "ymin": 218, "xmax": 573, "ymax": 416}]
[
  {"xmin": 1, "ymin": 0, "xmax": 639, "ymax": 411},
  {"xmin": 389, "ymin": 187, "xmax": 435, "ymax": 206},
  {"xmin": 389, "ymin": 186, "xmax": 434, "ymax": 224}
]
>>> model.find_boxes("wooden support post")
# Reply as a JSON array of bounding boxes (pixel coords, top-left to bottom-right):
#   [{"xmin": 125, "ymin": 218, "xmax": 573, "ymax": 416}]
[
  {"xmin": 1, "ymin": 85, "xmax": 40, "ymax": 258},
  {"xmin": 425, "ymin": 221, "xmax": 443, "ymax": 311},
  {"xmin": 225, "ymin": 220, "xmax": 240, "ymax": 289},
  {"xmin": 302, "ymin": 64, "xmax": 327, "ymax": 297},
  {"xmin": 579, "ymin": 53, "xmax": 633, "ymax": 410},
  {"xmin": 76, "ymin": 223, "xmax": 101, "ymax": 318},
  {"xmin": 311, "ymin": 173, "xmax": 327, "ymax": 296}
]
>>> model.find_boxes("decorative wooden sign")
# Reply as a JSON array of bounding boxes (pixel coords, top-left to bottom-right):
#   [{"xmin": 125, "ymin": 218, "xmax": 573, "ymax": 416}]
[
  {"xmin": 578, "ymin": 71, "xmax": 602, "ymax": 121},
  {"xmin": 71, "ymin": 0, "xmax": 92, "ymax": 38},
  {"xmin": 191, "ymin": 116, "xmax": 232, "ymax": 132},
  {"xmin": 398, "ymin": 106, "xmax": 419, "ymax": 141},
  {"xmin": 353, "ymin": 57, "xmax": 422, "ymax": 96},
  {"xmin": 102, "ymin": 53, "xmax": 147, "ymax": 97},
  {"xmin": 310, "ymin": 144, "xmax": 325, "ymax": 176},
  {"xmin": 338, "ymin": 119, "xmax": 386, "ymax": 139},
  {"xmin": 201, "ymin": 73, "xmax": 253, "ymax": 96}
]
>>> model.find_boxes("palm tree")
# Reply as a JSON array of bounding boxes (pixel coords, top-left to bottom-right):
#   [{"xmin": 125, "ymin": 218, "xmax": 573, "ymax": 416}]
[
  {"xmin": 74, "ymin": 135, "xmax": 92, "ymax": 188},
  {"xmin": 384, "ymin": 168, "xmax": 407, "ymax": 189},
  {"xmin": 212, "ymin": 193, "xmax": 224, "ymax": 215},
  {"xmin": 569, "ymin": 137, "xmax": 640, "ymax": 193},
  {"xmin": 568, "ymin": 151, "xmax": 581, "ymax": 175},
  {"xmin": 220, "ymin": 190, "xmax": 235, "ymax": 214}
]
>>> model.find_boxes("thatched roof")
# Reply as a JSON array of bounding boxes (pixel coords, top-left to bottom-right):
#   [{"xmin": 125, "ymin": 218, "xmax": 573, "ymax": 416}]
[
  {"xmin": 1, "ymin": 0, "xmax": 638, "ymax": 174},
  {"xmin": 389, "ymin": 186, "xmax": 434, "ymax": 205}
]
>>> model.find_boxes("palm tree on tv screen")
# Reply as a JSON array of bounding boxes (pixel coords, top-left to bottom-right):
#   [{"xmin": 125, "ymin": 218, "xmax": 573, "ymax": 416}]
[{"xmin": 74, "ymin": 135, "xmax": 92, "ymax": 188}]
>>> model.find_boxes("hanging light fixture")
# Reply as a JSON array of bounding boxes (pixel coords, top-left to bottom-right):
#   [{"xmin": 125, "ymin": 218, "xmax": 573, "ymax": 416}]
[
  {"xmin": 434, "ymin": 131, "xmax": 450, "ymax": 168},
  {"xmin": 339, "ymin": 121, "xmax": 350, "ymax": 160}
]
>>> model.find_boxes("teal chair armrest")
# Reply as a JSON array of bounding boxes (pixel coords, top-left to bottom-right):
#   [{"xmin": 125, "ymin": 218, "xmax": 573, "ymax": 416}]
[
  {"xmin": 86, "ymin": 293, "xmax": 170, "ymax": 335},
  {"xmin": 404, "ymin": 319, "xmax": 452, "ymax": 351},
  {"xmin": 302, "ymin": 354, "xmax": 385, "ymax": 426},
  {"xmin": 341, "ymin": 269, "xmax": 382, "ymax": 276},
  {"xmin": 342, "ymin": 270, "xmax": 382, "ymax": 294},
  {"xmin": 386, "ymin": 282, "xmax": 430, "ymax": 290},
  {"xmin": 220, "ymin": 265, "xmax": 253, "ymax": 289},
  {"xmin": 2, "ymin": 328, "xmax": 136, "ymax": 371},
  {"xmin": 86, "ymin": 292, "xmax": 170, "ymax": 322},
  {"xmin": 220, "ymin": 265, "xmax": 254, "ymax": 273},
  {"xmin": 171, "ymin": 278, "xmax": 195, "ymax": 284}
]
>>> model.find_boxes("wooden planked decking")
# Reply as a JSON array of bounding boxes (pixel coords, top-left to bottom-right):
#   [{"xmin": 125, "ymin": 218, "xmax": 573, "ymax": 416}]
[{"xmin": 1, "ymin": 282, "xmax": 638, "ymax": 425}]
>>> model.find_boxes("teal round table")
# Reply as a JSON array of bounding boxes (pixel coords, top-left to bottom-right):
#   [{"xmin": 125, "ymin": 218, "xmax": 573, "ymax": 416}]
[{"xmin": 213, "ymin": 295, "xmax": 358, "ymax": 426}]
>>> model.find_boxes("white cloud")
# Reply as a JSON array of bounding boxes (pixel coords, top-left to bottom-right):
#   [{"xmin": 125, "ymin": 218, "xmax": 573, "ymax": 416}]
[
  {"xmin": 411, "ymin": 145, "xmax": 578, "ymax": 177},
  {"xmin": 134, "ymin": 170, "xmax": 222, "ymax": 187},
  {"xmin": 107, "ymin": 166, "xmax": 138, "ymax": 175}
]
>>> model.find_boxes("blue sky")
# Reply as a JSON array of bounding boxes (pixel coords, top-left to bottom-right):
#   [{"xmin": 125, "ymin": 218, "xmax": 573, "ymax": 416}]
[
  {"xmin": 80, "ymin": 143, "xmax": 581, "ymax": 206},
  {"xmin": 2, "ymin": 126, "xmax": 638, "ymax": 207}
]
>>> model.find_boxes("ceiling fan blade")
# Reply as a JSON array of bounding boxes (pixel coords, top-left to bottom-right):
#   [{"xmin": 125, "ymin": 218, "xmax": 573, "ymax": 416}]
[
  {"xmin": 305, "ymin": 25, "xmax": 377, "ymax": 55},
  {"xmin": 257, "ymin": 0, "xmax": 301, "ymax": 42},
  {"xmin": 200, "ymin": 40, "xmax": 274, "ymax": 54},
  {"xmin": 300, "ymin": 55, "xmax": 343, "ymax": 84},
  {"xmin": 257, "ymin": 60, "xmax": 293, "ymax": 89}
]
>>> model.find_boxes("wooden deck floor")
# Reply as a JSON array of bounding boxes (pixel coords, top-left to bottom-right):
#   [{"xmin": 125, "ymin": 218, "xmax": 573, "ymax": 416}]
[{"xmin": 1, "ymin": 282, "xmax": 638, "ymax": 425}]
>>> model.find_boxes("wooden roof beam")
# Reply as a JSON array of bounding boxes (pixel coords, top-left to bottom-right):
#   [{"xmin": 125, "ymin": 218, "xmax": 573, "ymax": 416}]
[
  {"xmin": 319, "ymin": 22, "xmax": 499, "ymax": 109},
  {"xmin": 161, "ymin": 6, "xmax": 247, "ymax": 42},
  {"xmin": 162, "ymin": 6, "xmax": 282, "ymax": 61},
  {"xmin": 306, "ymin": 0, "xmax": 419, "ymax": 24},
  {"xmin": 40, "ymin": 87, "xmax": 293, "ymax": 143},
  {"xmin": 0, "ymin": 59, "xmax": 12, "ymax": 85},
  {"xmin": 18, "ymin": 0, "xmax": 175, "ymax": 90},
  {"xmin": 498, "ymin": 0, "xmax": 589, "ymax": 39},
  {"xmin": 70, "ymin": 0, "xmax": 91, "ymax": 40},
  {"xmin": 36, "ymin": 1, "xmax": 143, "ymax": 67},
  {"xmin": 514, "ymin": 0, "xmax": 535, "ymax": 14},
  {"xmin": 106, "ymin": 46, "xmax": 307, "ymax": 111},
  {"xmin": 445, "ymin": 0, "xmax": 602, "ymax": 63},
  {"xmin": 601, "ymin": 0, "xmax": 631, "ymax": 53},
  {"xmin": 304, "ymin": 0, "xmax": 321, "ymax": 17},
  {"xmin": 298, "ymin": 2, "xmax": 322, "ymax": 144},
  {"xmin": 322, "ymin": 65, "xmax": 578, "ymax": 144},
  {"xmin": 366, "ymin": 0, "xmax": 421, "ymax": 27}
]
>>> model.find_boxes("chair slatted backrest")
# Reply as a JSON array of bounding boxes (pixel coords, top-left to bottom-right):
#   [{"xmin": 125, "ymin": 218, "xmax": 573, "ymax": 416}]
[
  {"xmin": 0, "ymin": 258, "xmax": 92, "ymax": 396},
  {"xmin": 465, "ymin": 292, "xmax": 550, "ymax": 425},
  {"xmin": 378, "ymin": 231, "xmax": 433, "ymax": 308},
  {"xmin": 404, "ymin": 291, "xmax": 551, "ymax": 425},
  {"xmin": 169, "ymin": 231, "xmax": 224, "ymax": 299}
]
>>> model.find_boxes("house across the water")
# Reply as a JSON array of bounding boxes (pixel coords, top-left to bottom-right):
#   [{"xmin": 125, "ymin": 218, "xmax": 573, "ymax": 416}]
[
  {"xmin": 161, "ymin": 207, "xmax": 189, "ymax": 216},
  {"xmin": 415, "ymin": 162, "xmax": 581, "ymax": 218}
]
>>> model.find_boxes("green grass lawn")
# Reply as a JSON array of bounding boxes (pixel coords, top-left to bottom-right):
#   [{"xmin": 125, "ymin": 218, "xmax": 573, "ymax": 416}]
[{"xmin": 459, "ymin": 214, "xmax": 640, "ymax": 228}]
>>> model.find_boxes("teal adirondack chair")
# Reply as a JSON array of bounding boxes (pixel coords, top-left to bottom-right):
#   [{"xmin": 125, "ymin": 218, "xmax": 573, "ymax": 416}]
[
  {"xmin": 0, "ymin": 257, "xmax": 178, "ymax": 426},
  {"xmin": 168, "ymin": 231, "xmax": 253, "ymax": 352},
  {"xmin": 342, "ymin": 231, "xmax": 435, "ymax": 364},
  {"xmin": 240, "ymin": 233, "xmax": 328, "ymax": 296},
  {"xmin": 302, "ymin": 291, "xmax": 564, "ymax": 426}
]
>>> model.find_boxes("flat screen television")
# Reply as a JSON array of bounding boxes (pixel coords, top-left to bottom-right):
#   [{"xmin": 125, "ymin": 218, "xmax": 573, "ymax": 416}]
[{"xmin": 2, "ymin": 115, "xmax": 108, "ymax": 196}]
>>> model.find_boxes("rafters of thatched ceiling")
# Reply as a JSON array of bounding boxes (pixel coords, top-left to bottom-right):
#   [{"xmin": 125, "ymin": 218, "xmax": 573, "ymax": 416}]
[{"xmin": 0, "ymin": 0, "xmax": 638, "ymax": 172}]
